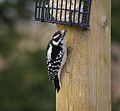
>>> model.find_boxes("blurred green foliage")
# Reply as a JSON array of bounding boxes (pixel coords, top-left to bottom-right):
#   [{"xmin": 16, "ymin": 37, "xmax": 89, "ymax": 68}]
[
  {"xmin": 112, "ymin": 0, "xmax": 120, "ymax": 42},
  {"xmin": 0, "ymin": 0, "xmax": 55, "ymax": 111},
  {"xmin": 112, "ymin": 0, "xmax": 120, "ymax": 110},
  {"xmin": 0, "ymin": 0, "xmax": 33, "ymax": 28},
  {"xmin": 0, "ymin": 50, "xmax": 55, "ymax": 111}
]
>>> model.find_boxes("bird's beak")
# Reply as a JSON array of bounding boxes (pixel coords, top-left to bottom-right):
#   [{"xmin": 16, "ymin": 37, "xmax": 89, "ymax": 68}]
[{"xmin": 61, "ymin": 29, "xmax": 67, "ymax": 37}]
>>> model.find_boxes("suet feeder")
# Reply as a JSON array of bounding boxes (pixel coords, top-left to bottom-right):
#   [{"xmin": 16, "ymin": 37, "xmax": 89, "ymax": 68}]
[{"xmin": 35, "ymin": 0, "xmax": 92, "ymax": 29}]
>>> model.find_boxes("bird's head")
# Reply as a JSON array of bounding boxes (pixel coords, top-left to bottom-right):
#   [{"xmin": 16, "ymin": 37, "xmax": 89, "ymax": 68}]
[{"xmin": 52, "ymin": 29, "xmax": 67, "ymax": 46}]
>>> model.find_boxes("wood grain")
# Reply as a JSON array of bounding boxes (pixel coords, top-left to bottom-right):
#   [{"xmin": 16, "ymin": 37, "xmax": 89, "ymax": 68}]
[{"xmin": 56, "ymin": 0, "xmax": 111, "ymax": 110}]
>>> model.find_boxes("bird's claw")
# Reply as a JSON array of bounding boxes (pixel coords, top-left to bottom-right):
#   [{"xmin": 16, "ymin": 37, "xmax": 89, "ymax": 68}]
[{"xmin": 67, "ymin": 47, "xmax": 72, "ymax": 56}]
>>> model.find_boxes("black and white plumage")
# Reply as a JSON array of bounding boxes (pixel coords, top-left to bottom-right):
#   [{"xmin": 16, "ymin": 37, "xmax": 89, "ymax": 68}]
[{"xmin": 46, "ymin": 29, "xmax": 67, "ymax": 93}]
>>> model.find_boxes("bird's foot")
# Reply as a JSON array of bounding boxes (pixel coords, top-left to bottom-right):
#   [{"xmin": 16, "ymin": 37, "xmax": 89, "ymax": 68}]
[{"xmin": 67, "ymin": 47, "xmax": 72, "ymax": 56}]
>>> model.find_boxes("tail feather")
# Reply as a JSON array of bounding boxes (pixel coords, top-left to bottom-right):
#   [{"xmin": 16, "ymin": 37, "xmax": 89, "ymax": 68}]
[{"xmin": 54, "ymin": 75, "xmax": 60, "ymax": 93}]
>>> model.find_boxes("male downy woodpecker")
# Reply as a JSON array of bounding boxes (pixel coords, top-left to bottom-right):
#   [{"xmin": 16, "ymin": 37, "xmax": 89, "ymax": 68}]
[{"xmin": 46, "ymin": 29, "xmax": 67, "ymax": 93}]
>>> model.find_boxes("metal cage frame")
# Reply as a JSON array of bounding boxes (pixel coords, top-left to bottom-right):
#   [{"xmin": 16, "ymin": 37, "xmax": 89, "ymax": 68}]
[{"xmin": 35, "ymin": 0, "xmax": 92, "ymax": 29}]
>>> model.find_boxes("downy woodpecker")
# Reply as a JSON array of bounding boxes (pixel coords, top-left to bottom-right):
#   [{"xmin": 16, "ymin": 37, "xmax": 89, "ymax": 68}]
[{"xmin": 46, "ymin": 29, "xmax": 67, "ymax": 93}]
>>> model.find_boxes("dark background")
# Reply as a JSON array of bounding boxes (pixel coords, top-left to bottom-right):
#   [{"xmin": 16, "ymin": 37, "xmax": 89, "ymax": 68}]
[
  {"xmin": 0, "ymin": 0, "xmax": 119, "ymax": 111},
  {"xmin": 0, "ymin": 0, "xmax": 55, "ymax": 111}
]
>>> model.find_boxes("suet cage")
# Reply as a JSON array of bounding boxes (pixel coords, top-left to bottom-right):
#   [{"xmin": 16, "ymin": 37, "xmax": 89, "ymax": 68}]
[{"xmin": 35, "ymin": 0, "xmax": 92, "ymax": 29}]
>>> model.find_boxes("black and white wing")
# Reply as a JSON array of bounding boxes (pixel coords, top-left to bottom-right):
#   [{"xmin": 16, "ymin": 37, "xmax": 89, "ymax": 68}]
[{"xmin": 46, "ymin": 42, "xmax": 65, "ymax": 92}]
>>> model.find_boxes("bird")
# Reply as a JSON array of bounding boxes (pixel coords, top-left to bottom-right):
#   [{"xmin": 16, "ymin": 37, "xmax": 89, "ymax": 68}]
[{"xmin": 46, "ymin": 29, "xmax": 67, "ymax": 93}]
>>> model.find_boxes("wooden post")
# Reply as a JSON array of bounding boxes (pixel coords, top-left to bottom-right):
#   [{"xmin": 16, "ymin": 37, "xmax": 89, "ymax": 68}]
[{"xmin": 56, "ymin": 0, "xmax": 111, "ymax": 111}]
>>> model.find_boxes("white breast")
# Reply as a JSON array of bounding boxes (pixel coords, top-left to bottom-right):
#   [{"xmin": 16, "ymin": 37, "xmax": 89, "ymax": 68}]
[{"xmin": 47, "ymin": 44, "xmax": 52, "ymax": 60}]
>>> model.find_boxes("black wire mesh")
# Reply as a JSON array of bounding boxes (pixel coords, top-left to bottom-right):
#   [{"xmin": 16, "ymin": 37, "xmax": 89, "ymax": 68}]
[{"xmin": 35, "ymin": 0, "xmax": 92, "ymax": 29}]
